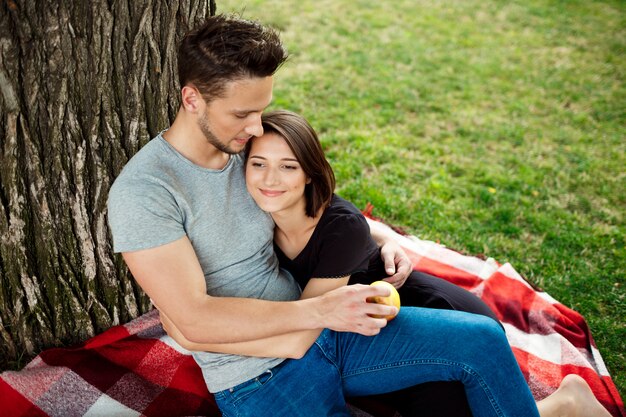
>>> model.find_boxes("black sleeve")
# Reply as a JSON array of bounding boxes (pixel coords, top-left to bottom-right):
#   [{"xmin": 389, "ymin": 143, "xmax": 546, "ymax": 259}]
[{"xmin": 310, "ymin": 213, "xmax": 372, "ymax": 278}]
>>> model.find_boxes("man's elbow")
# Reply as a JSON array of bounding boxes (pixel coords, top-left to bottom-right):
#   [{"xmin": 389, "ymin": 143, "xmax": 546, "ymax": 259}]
[
  {"xmin": 175, "ymin": 317, "xmax": 211, "ymax": 344},
  {"xmin": 176, "ymin": 327, "xmax": 202, "ymax": 344},
  {"xmin": 172, "ymin": 336, "xmax": 197, "ymax": 351},
  {"xmin": 178, "ymin": 318, "xmax": 239, "ymax": 344}
]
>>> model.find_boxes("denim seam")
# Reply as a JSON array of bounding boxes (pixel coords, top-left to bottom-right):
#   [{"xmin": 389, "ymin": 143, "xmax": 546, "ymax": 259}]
[
  {"xmin": 342, "ymin": 358, "xmax": 504, "ymax": 417},
  {"xmin": 231, "ymin": 371, "xmax": 274, "ymax": 407},
  {"xmin": 314, "ymin": 339, "xmax": 342, "ymax": 374}
]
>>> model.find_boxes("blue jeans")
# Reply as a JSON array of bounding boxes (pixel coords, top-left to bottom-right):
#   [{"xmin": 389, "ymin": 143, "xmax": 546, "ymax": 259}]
[{"xmin": 214, "ymin": 307, "xmax": 540, "ymax": 417}]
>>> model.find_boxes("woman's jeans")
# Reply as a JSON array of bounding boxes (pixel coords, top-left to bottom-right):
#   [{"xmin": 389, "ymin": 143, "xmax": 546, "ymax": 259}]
[{"xmin": 213, "ymin": 307, "xmax": 540, "ymax": 417}]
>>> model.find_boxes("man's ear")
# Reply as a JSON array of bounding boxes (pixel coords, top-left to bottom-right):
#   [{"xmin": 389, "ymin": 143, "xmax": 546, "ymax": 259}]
[{"xmin": 181, "ymin": 86, "xmax": 204, "ymax": 113}]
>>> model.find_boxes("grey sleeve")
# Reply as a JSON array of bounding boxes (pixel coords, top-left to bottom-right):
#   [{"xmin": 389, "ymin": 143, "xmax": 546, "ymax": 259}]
[{"xmin": 107, "ymin": 178, "xmax": 186, "ymax": 253}]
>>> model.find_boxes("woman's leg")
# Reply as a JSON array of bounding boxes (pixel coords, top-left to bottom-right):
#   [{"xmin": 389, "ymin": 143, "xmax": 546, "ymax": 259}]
[
  {"xmin": 398, "ymin": 270, "xmax": 500, "ymax": 324},
  {"xmin": 536, "ymin": 374, "xmax": 612, "ymax": 417},
  {"xmin": 327, "ymin": 307, "xmax": 540, "ymax": 417},
  {"xmin": 352, "ymin": 270, "xmax": 502, "ymax": 416},
  {"xmin": 350, "ymin": 269, "xmax": 500, "ymax": 323},
  {"xmin": 364, "ymin": 381, "xmax": 471, "ymax": 417}
]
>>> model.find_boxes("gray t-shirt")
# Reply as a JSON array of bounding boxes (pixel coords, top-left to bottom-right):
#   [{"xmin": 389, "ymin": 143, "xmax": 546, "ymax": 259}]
[{"xmin": 107, "ymin": 134, "xmax": 301, "ymax": 392}]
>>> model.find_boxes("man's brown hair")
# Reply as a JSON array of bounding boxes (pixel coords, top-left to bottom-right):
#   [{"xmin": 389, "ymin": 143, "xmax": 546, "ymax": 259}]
[{"xmin": 178, "ymin": 14, "xmax": 288, "ymax": 101}]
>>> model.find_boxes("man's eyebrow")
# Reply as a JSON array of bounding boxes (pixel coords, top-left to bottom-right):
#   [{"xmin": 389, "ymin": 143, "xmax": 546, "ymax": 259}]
[
  {"xmin": 233, "ymin": 97, "xmax": 273, "ymax": 114},
  {"xmin": 232, "ymin": 106, "xmax": 267, "ymax": 114}
]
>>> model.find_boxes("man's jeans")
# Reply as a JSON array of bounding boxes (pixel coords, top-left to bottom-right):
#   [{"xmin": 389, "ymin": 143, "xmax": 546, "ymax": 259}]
[{"xmin": 213, "ymin": 307, "xmax": 540, "ymax": 417}]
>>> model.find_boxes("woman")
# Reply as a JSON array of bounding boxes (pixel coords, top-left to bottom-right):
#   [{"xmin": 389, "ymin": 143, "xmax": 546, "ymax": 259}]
[
  {"xmin": 246, "ymin": 110, "xmax": 498, "ymax": 416},
  {"xmin": 162, "ymin": 110, "xmax": 610, "ymax": 417}
]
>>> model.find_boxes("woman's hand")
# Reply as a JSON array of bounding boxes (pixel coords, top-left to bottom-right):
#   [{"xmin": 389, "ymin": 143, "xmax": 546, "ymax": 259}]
[
  {"xmin": 379, "ymin": 240, "xmax": 412, "ymax": 289},
  {"xmin": 366, "ymin": 218, "xmax": 412, "ymax": 288}
]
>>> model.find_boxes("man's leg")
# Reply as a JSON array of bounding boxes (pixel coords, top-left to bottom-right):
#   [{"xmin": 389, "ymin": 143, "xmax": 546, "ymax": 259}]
[
  {"xmin": 326, "ymin": 307, "xmax": 540, "ymax": 417},
  {"xmin": 213, "ymin": 342, "xmax": 351, "ymax": 417}
]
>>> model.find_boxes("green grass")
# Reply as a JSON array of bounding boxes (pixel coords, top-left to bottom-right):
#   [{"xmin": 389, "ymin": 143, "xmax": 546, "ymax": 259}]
[{"xmin": 219, "ymin": 0, "xmax": 625, "ymax": 396}]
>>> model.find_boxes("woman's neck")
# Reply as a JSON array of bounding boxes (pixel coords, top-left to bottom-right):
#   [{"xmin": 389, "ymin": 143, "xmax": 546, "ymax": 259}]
[{"xmin": 271, "ymin": 203, "xmax": 323, "ymax": 259}]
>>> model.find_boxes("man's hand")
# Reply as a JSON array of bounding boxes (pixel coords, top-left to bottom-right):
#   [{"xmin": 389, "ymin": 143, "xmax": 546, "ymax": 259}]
[
  {"xmin": 379, "ymin": 240, "xmax": 412, "ymax": 288},
  {"xmin": 312, "ymin": 284, "xmax": 398, "ymax": 336}
]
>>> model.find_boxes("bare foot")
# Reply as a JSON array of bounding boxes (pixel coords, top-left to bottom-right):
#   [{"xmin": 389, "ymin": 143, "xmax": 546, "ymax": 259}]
[{"xmin": 537, "ymin": 374, "xmax": 611, "ymax": 417}]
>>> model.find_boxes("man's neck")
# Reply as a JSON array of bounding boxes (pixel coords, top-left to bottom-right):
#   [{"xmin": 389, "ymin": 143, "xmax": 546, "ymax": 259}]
[{"xmin": 163, "ymin": 114, "xmax": 230, "ymax": 170}]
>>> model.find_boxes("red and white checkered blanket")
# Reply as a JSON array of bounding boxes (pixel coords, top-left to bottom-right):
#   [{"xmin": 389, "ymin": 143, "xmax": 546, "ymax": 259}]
[{"xmin": 1, "ymin": 218, "xmax": 624, "ymax": 416}]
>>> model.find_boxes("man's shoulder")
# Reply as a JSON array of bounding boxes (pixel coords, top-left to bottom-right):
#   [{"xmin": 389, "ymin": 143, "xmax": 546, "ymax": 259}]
[
  {"xmin": 108, "ymin": 137, "xmax": 172, "ymax": 204},
  {"xmin": 111, "ymin": 134, "xmax": 191, "ymax": 190},
  {"xmin": 107, "ymin": 136, "xmax": 187, "ymax": 252},
  {"xmin": 116, "ymin": 136, "xmax": 165, "ymax": 176}
]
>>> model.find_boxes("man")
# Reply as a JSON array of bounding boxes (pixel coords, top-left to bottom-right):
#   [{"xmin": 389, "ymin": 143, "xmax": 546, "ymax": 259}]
[
  {"xmin": 108, "ymin": 12, "xmax": 413, "ymax": 411},
  {"xmin": 109, "ymin": 14, "xmax": 493, "ymax": 417}
]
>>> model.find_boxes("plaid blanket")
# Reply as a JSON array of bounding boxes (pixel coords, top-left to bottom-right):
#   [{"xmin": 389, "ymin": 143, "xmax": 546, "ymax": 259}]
[{"xmin": 1, "ymin": 218, "xmax": 624, "ymax": 417}]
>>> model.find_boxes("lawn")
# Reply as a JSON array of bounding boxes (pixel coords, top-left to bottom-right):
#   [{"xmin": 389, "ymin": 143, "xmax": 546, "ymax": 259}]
[{"xmin": 218, "ymin": 0, "xmax": 625, "ymax": 395}]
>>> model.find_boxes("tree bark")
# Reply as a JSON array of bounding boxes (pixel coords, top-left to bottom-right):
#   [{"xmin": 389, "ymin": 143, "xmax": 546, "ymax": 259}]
[{"xmin": 0, "ymin": 0, "xmax": 215, "ymax": 370}]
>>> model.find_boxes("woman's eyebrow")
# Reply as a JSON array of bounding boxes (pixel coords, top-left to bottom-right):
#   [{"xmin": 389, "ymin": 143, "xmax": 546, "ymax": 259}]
[{"xmin": 249, "ymin": 155, "xmax": 299, "ymax": 163}]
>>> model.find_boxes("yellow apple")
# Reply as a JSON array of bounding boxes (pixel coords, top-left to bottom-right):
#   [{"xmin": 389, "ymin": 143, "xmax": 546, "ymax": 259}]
[{"xmin": 367, "ymin": 281, "xmax": 401, "ymax": 320}]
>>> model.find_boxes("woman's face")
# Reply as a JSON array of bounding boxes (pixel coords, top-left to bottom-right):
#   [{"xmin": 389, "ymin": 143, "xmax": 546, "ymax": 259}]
[{"xmin": 245, "ymin": 133, "xmax": 309, "ymax": 215}]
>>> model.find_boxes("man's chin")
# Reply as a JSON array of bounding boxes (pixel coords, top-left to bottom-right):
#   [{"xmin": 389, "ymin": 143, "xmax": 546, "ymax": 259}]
[
  {"xmin": 212, "ymin": 142, "xmax": 244, "ymax": 155},
  {"xmin": 228, "ymin": 146, "xmax": 246, "ymax": 155}
]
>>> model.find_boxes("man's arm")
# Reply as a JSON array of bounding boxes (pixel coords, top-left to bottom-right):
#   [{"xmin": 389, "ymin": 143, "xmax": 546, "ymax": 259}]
[
  {"xmin": 159, "ymin": 276, "xmax": 352, "ymax": 359},
  {"xmin": 366, "ymin": 217, "xmax": 413, "ymax": 288},
  {"xmin": 159, "ymin": 311, "xmax": 316, "ymax": 359},
  {"xmin": 123, "ymin": 236, "xmax": 395, "ymax": 344}
]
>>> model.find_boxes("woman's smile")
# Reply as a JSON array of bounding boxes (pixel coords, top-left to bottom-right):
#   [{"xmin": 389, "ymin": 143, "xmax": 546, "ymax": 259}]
[
  {"xmin": 259, "ymin": 189, "xmax": 286, "ymax": 197},
  {"xmin": 246, "ymin": 132, "xmax": 309, "ymax": 215}
]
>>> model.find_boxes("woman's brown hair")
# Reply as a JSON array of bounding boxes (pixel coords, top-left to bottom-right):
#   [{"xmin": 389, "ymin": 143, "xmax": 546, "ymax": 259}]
[{"xmin": 246, "ymin": 110, "xmax": 336, "ymax": 217}]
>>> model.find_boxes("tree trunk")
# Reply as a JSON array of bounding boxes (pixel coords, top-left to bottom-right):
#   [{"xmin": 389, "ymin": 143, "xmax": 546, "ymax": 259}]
[{"xmin": 0, "ymin": 0, "xmax": 215, "ymax": 370}]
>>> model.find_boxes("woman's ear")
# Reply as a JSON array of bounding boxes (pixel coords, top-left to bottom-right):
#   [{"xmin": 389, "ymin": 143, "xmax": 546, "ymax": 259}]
[{"xmin": 306, "ymin": 176, "xmax": 312, "ymax": 184}]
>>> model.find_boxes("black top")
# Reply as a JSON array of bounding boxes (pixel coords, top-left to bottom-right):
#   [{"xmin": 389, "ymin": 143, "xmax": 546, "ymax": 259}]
[{"xmin": 275, "ymin": 195, "xmax": 386, "ymax": 290}]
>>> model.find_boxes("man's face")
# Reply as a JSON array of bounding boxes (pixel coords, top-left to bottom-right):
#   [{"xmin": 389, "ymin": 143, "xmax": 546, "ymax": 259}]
[{"xmin": 198, "ymin": 76, "xmax": 274, "ymax": 154}]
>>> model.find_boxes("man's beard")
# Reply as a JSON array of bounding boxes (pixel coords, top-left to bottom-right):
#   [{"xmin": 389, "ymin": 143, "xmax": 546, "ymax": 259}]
[{"xmin": 198, "ymin": 112, "xmax": 240, "ymax": 155}]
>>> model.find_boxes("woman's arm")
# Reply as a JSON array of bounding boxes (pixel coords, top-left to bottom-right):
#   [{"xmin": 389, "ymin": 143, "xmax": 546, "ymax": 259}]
[
  {"xmin": 300, "ymin": 277, "xmax": 350, "ymax": 300},
  {"xmin": 366, "ymin": 217, "xmax": 413, "ymax": 288},
  {"xmin": 160, "ymin": 276, "xmax": 351, "ymax": 359}
]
